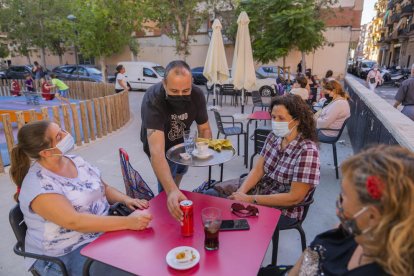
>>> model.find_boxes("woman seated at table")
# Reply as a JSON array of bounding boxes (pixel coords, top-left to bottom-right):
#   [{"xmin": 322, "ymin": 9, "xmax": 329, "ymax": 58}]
[
  {"xmin": 204, "ymin": 94, "xmax": 320, "ymax": 228},
  {"xmin": 10, "ymin": 120, "xmax": 152, "ymax": 275},
  {"xmin": 315, "ymin": 80, "xmax": 350, "ymax": 142},
  {"xmin": 289, "ymin": 76, "xmax": 309, "ymax": 101},
  {"xmin": 261, "ymin": 145, "xmax": 414, "ymax": 276}
]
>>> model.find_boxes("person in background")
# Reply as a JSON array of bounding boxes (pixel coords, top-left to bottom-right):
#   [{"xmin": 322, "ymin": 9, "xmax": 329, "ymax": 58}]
[
  {"xmin": 25, "ymin": 74, "xmax": 35, "ymax": 92},
  {"xmin": 325, "ymin": 69, "xmax": 335, "ymax": 81},
  {"xmin": 11, "ymin": 79, "xmax": 21, "ymax": 96},
  {"xmin": 49, "ymin": 73, "xmax": 70, "ymax": 104},
  {"xmin": 366, "ymin": 64, "xmax": 383, "ymax": 91},
  {"xmin": 394, "ymin": 63, "xmax": 414, "ymax": 121},
  {"xmin": 10, "ymin": 120, "xmax": 151, "ymax": 275},
  {"xmin": 115, "ymin": 64, "xmax": 129, "ymax": 93},
  {"xmin": 316, "ymin": 80, "xmax": 350, "ymax": 142},
  {"xmin": 312, "ymin": 78, "xmax": 333, "ymax": 113},
  {"xmin": 261, "ymin": 145, "xmax": 414, "ymax": 276},
  {"xmin": 32, "ymin": 61, "xmax": 44, "ymax": 89},
  {"xmin": 305, "ymin": 69, "xmax": 317, "ymax": 103},
  {"xmin": 40, "ymin": 77, "xmax": 54, "ymax": 101},
  {"xmin": 290, "ymin": 76, "xmax": 309, "ymax": 101}
]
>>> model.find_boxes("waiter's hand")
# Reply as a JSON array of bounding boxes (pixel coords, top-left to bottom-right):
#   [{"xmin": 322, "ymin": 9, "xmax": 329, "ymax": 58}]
[{"xmin": 167, "ymin": 189, "xmax": 187, "ymax": 223}]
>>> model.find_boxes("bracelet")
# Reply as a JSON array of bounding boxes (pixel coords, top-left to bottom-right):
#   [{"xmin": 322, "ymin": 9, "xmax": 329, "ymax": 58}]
[{"xmin": 252, "ymin": 195, "xmax": 258, "ymax": 204}]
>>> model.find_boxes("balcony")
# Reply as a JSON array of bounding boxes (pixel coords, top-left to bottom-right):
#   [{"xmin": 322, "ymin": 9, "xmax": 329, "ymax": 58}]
[
  {"xmin": 401, "ymin": 4, "xmax": 413, "ymax": 17},
  {"xmin": 391, "ymin": 13, "xmax": 401, "ymax": 23}
]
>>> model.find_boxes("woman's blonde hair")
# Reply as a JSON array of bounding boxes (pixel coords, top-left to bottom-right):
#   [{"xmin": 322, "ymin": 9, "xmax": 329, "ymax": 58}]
[
  {"xmin": 341, "ymin": 145, "xmax": 414, "ymax": 275},
  {"xmin": 323, "ymin": 80, "xmax": 350, "ymax": 100}
]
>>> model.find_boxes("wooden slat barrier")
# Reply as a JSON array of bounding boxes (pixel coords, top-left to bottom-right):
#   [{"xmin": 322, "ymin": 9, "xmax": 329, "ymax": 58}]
[{"xmin": 0, "ymin": 88, "xmax": 130, "ymax": 173}]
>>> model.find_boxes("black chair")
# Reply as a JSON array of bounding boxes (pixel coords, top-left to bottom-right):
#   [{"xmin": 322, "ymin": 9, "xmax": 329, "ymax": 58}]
[
  {"xmin": 251, "ymin": 90, "xmax": 271, "ymax": 113},
  {"xmin": 206, "ymin": 83, "xmax": 221, "ymax": 104},
  {"xmin": 9, "ymin": 204, "xmax": 69, "ymax": 276},
  {"xmin": 271, "ymin": 189, "xmax": 315, "ymax": 265},
  {"xmin": 213, "ymin": 111, "xmax": 246, "ymax": 155},
  {"xmin": 219, "ymin": 84, "xmax": 238, "ymax": 106},
  {"xmin": 317, "ymin": 118, "xmax": 350, "ymax": 179},
  {"xmin": 250, "ymin": 128, "xmax": 271, "ymax": 170}
]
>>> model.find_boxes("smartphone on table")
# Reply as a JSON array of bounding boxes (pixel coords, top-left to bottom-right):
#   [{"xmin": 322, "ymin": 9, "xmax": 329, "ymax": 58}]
[{"xmin": 220, "ymin": 219, "xmax": 250, "ymax": 231}]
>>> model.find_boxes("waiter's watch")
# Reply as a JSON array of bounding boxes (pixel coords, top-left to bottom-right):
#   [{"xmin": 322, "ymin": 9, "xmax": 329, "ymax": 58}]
[{"xmin": 252, "ymin": 195, "xmax": 258, "ymax": 204}]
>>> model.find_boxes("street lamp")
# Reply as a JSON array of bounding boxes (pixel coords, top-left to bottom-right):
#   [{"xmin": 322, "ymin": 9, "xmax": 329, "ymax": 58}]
[{"xmin": 67, "ymin": 14, "xmax": 79, "ymax": 66}]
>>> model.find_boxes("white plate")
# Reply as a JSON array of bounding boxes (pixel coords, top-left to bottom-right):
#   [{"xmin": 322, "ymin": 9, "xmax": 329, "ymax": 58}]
[
  {"xmin": 192, "ymin": 149, "xmax": 212, "ymax": 159},
  {"xmin": 166, "ymin": 246, "xmax": 200, "ymax": 270}
]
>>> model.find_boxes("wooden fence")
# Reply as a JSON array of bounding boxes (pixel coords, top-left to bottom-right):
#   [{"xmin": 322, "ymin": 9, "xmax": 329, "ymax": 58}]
[{"xmin": 0, "ymin": 81, "xmax": 130, "ymax": 173}]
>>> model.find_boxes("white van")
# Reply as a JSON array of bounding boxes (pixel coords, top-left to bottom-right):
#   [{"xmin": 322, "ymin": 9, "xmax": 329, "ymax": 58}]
[{"xmin": 117, "ymin": 61, "xmax": 165, "ymax": 90}]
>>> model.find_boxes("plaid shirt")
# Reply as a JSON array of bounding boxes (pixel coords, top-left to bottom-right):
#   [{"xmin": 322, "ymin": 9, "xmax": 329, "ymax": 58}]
[{"xmin": 257, "ymin": 132, "xmax": 320, "ymax": 220}]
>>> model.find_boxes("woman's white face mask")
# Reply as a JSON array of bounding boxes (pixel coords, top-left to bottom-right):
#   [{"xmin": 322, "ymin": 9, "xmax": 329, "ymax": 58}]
[
  {"xmin": 43, "ymin": 130, "xmax": 75, "ymax": 156},
  {"xmin": 272, "ymin": 119, "xmax": 296, "ymax": 137}
]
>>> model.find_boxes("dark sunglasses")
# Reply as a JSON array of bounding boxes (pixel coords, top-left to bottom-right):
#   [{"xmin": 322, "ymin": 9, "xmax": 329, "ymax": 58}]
[{"xmin": 231, "ymin": 203, "xmax": 259, "ymax": 217}]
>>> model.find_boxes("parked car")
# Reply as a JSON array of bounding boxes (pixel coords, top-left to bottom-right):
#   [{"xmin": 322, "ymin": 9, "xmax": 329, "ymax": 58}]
[
  {"xmin": 256, "ymin": 65, "xmax": 296, "ymax": 81},
  {"xmin": 356, "ymin": 60, "xmax": 377, "ymax": 79},
  {"xmin": 191, "ymin": 66, "xmax": 208, "ymax": 85},
  {"xmin": 4, "ymin": 65, "xmax": 34, "ymax": 79},
  {"xmin": 52, "ymin": 65, "xmax": 103, "ymax": 82},
  {"xmin": 117, "ymin": 61, "xmax": 165, "ymax": 90},
  {"xmin": 0, "ymin": 70, "xmax": 6, "ymax": 79}
]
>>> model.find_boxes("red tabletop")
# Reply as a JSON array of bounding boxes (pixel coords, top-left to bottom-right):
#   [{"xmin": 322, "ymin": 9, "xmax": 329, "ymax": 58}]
[
  {"xmin": 248, "ymin": 111, "xmax": 271, "ymax": 120},
  {"xmin": 81, "ymin": 191, "xmax": 281, "ymax": 276}
]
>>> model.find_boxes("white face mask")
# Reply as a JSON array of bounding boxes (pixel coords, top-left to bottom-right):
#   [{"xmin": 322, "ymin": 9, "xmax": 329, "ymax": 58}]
[
  {"xmin": 272, "ymin": 119, "xmax": 296, "ymax": 137},
  {"xmin": 45, "ymin": 130, "xmax": 75, "ymax": 156}
]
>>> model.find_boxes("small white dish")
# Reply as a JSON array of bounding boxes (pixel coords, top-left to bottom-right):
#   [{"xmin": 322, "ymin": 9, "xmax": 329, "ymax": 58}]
[
  {"xmin": 166, "ymin": 246, "xmax": 200, "ymax": 270},
  {"xmin": 192, "ymin": 149, "xmax": 212, "ymax": 159},
  {"xmin": 179, "ymin": 152, "xmax": 191, "ymax": 160}
]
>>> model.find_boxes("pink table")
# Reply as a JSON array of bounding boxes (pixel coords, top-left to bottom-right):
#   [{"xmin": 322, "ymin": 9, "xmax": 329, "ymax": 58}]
[
  {"xmin": 81, "ymin": 191, "xmax": 281, "ymax": 276},
  {"xmin": 245, "ymin": 111, "xmax": 272, "ymax": 167}
]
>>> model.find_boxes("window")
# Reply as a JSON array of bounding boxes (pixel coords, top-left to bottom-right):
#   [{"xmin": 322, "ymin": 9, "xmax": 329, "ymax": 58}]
[
  {"xmin": 143, "ymin": 68, "xmax": 157, "ymax": 78},
  {"xmin": 74, "ymin": 67, "xmax": 88, "ymax": 76},
  {"xmin": 78, "ymin": 54, "xmax": 95, "ymax": 65},
  {"xmin": 62, "ymin": 66, "xmax": 75, "ymax": 74},
  {"xmin": 153, "ymin": 66, "xmax": 165, "ymax": 77}
]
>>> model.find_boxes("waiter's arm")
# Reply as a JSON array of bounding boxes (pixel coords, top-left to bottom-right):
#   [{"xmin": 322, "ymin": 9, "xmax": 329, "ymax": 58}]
[
  {"xmin": 197, "ymin": 121, "xmax": 212, "ymax": 139},
  {"xmin": 147, "ymin": 129, "xmax": 186, "ymax": 221}
]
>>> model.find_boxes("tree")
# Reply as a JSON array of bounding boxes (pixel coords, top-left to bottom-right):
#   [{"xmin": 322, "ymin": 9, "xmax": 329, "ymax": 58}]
[
  {"xmin": 139, "ymin": 0, "xmax": 208, "ymax": 60},
  {"xmin": 0, "ymin": 44, "xmax": 9, "ymax": 59},
  {"xmin": 239, "ymin": 0, "xmax": 336, "ymax": 71},
  {"xmin": 71, "ymin": 0, "xmax": 142, "ymax": 82}
]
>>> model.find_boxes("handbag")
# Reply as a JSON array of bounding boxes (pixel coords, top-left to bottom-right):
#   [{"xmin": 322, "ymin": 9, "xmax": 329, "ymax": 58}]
[
  {"xmin": 108, "ymin": 202, "xmax": 133, "ymax": 216},
  {"xmin": 369, "ymin": 77, "xmax": 376, "ymax": 84}
]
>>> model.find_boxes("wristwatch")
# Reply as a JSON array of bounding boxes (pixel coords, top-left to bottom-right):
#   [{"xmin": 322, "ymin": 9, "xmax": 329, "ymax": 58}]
[{"xmin": 252, "ymin": 195, "xmax": 258, "ymax": 204}]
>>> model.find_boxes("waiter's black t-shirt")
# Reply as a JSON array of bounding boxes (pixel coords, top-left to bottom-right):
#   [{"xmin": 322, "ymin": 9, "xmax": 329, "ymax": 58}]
[{"xmin": 140, "ymin": 82, "xmax": 208, "ymax": 157}]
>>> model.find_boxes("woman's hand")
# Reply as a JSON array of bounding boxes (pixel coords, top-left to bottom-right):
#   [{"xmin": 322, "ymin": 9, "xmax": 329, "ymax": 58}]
[
  {"xmin": 127, "ymin": 212, "xmax": 152, "ymax": 230},
  {"xmin": 228, "ymin": 192, "xmax": 251, "ymax": 203},
  {"xmin": 124, "ymin": 197, "xmax": 149, "ymax": 210}
]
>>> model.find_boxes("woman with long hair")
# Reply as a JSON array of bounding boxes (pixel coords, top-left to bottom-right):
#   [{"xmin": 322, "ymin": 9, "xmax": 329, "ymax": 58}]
[
  {"xmin": 204, "ymin": 94, "xmax": 320, "ymax": 228},
  {"xmin": 10, "ymin": 120, "xmax": 152, "ymax": 275},
  {"xmin": 316, "ymin": 80, "xmax": 350, "ymax": 142},
  {"xmin": 281, "ymin": 145, "xmax": 414, "ymax": 275}
]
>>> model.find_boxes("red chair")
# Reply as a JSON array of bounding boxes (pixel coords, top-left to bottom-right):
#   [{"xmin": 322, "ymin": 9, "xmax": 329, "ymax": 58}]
[{"xmin": 119, "ymin": 148, "xmax": 155, "ymax": 201}]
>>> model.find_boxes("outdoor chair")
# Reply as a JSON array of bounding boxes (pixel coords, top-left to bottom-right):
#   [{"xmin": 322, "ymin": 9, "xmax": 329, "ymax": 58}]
[
  {"xmin": 9, "ymin": 204, "xmax": 69, "ymax": 276},
  {"xmin": 219, "ymin": 84, "xmax": 238, "ymax": 106},
  {"xmin": 250, "ymin": 128, "xmax": 271, "ymax": 170},
  {"xmin": 205, "ymin": 83, "xmax": 215, "ymax": 104},
  {"xmin": 119, "ymin": 148, "xmax": 155, "ymax": 200},
  {"xmin": 271, "ymin": 189, "xmax": 315, "ymax": 265},
  {"xmin": 317, "ymin": 118, "xmax": 350, "ymax": 179},
  {"xmin": 213, "ymin": 111, "xmax": 246, "ymax": 156},
  {"xmin": 251, "ymin": 90, "xmax": 271, "ymax": 113}
]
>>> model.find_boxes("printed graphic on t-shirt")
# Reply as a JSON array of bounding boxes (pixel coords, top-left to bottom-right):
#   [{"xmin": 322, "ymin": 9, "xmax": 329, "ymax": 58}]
[{"xmin": 168, "ymin": 113, "xmax": 188, "ymax": 141}]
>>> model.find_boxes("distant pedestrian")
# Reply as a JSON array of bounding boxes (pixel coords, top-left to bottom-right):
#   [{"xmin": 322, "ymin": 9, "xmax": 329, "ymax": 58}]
[
  {"xmin": 394, "ymin": 64, "xmax": 414, "ymax": 121},
  {"xmin": 325, "ymin": 69, "xmax": 335, "ymax": 81},
  {"xmin": 11, "ymin": 79, "xmax": 21, "ymax": 96},
  {"xmin": 49, "ymin": 74, "xmax": 70, "ymax": 104},
  {"xmin": 366, "ymin": 64, "xmax": 383, "ymax": 91},
  {"xmin": 115, "ymin": 64, "xmax": 129, "ymax": 93},
  {"xmin": 32, "ymin": 61, "xmax": 45, "ymax": 89},
  {"xmin": 297, "ymin": 61, "xmax": 302, "ymax": 74},
  {"xmin": 25, "ymin": 74, "xmax": 35, "ymax": 92},
  {"xmin": 40, "ymin": 77, "xmax": 54, "ymax": 101}
]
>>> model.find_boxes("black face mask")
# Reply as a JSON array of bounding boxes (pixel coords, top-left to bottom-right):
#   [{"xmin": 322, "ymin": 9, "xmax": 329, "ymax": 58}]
[
  {"xmin": 166, "ymin": 94, "xmax": 192, "ymax": 112},
  {"xmin": 325, "ymin": 94, "xmax": 333, "ymax": 101}
]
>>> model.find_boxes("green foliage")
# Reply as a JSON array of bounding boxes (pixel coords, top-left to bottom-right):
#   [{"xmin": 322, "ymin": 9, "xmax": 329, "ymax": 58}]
[
  {"xmin": 238, "ymin": 0, "xmax": 330, "ymax": 63},
  {"xmin": 0, "ymin": 44, "xmax": 9, "ymax": 58}
]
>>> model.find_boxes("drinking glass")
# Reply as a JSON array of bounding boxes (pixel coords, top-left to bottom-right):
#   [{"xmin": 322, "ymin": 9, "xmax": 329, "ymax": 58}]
[
  {"xmin": 201, "ymin": 207, "xmax": 222, "ymax": 250},
  {"xmin": 183, "ymin": 129, "xmax": 197, "ymax": 154}
]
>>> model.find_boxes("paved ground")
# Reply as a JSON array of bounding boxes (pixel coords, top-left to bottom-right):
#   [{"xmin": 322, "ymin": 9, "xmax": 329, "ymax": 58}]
[
  {"xmin": 351, "ymin": 75, "xmax": 398, "ymax": 105},
  {"xmin": 0, "ymin": 87, "xmax": 353, "ymax": 275}
]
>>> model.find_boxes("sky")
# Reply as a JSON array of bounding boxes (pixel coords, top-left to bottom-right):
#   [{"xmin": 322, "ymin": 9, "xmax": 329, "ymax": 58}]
[{"xmin": 361, "ymin": 0, "xmax": 376, "ymax": 25}]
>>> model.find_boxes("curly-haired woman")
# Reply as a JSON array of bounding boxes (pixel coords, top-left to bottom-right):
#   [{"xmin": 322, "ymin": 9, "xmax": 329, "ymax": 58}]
[
  {"xmin": 268, "ymin": 145, "xmax": 414, "ymax": 276},
  {"xmin": 205, "ymin": 94, "xmax": 320, "ymax": 228}
]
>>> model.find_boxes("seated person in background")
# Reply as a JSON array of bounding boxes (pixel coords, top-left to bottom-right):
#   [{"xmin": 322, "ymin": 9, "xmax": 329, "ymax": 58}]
[
  {"xmin": 290, "ymin": 76, "xmax": 309, "ymax": 101},
  {"xmin": 10, "ymin": 120, "xmax": 152, "ymax": 275},
  {"xmin": 204, "ymin": 94, "xmax": 320, "ymax": 228},
  {"xmin": 316, "ymin": 80, "xmax": 350, "ymax": 142},
  {"xmin": 264, "ymin": 145, "xmax": 414, "ymax": 276},
  {"xmin": 40, "ymin": 77, "xmax": 54, "ymax": 101},
  {"xmin": 11, "ymin": 79, "xmax": 21, "ymax": 96},
  {"xmin": 312, "ymin": 78, "xmax": 333, "ymax": 112},
  {"xmin": 49, "ymin": 73, "xmax": 70, "ymax": 104},
  {"xmin": 25, "ymin": 74, "xmax": 35, "ymax": 92}
]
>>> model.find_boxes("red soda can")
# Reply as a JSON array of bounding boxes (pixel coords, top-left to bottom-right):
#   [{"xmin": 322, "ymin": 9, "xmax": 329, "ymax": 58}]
[{"xmin": 180, "ymin": 200, "xmax": 194, "ymax": 236}]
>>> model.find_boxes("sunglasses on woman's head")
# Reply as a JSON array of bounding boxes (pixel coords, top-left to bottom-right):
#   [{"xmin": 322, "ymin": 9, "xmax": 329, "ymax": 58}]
[{"xmin": 231, "ymin": 203, "xmax": 259, "ymax": 217}]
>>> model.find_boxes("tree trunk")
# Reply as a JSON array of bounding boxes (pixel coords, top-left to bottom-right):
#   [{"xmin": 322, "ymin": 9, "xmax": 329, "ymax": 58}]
[
  {"xmin": 41, "ymin": 46, "xmax": 47, "ymax": 68},
  {"xmin": 99, "ymin": 57, "xmax": 107, "ymax": 83},
  {"xmin": 58, "ymin": 54, "xmax": 63, "ymax": 65},
  {"xmin": 26, "ymin": 54, "xmax": 31, "ymax": 65},
  {"xmin": 301, "ymin": 52, "xmax": 306, "ymax": 74}
]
